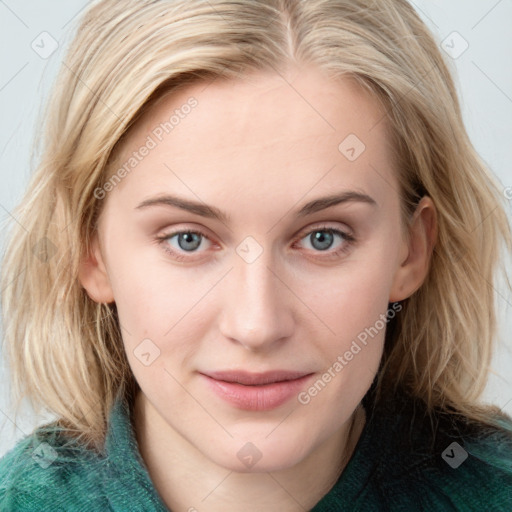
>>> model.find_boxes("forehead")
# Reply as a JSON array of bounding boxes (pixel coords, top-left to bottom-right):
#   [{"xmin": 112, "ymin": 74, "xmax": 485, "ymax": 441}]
[{"xmin": 106, "ymin": 66, "xmax": 397, "ymax": 214}]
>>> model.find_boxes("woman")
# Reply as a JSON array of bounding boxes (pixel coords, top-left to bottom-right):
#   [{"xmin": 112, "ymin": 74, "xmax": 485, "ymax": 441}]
[{"xmin": 1, "ymin": 0, "xmax": 511, "ymax": 510}]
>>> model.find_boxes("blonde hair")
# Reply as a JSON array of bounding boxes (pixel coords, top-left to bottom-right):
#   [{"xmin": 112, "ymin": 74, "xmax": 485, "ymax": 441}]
[{"xmin": 1, "ymin": 0, "xmax": 511, "ymax": 450}]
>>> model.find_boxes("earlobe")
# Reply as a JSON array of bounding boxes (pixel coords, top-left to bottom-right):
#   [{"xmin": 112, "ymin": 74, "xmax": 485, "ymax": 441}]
[
  {"xmin": 78, "ymin": 234, "xmax": 115, "ymax": 304},
  {"xmin": 389, "ymin": 196, "xmax": 437, "ymax": 302}
]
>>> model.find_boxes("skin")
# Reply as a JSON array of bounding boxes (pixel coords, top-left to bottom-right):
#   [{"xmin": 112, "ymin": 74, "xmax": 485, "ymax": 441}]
[{"xmin": 79, "ymin": 64, "xmax": 437, "ymax": 511}]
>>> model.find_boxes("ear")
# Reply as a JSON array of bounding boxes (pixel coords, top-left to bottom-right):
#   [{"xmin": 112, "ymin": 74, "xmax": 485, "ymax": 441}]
[
  {"xmin": 78, "ymin": 232, "xmax": 115, "ymax": 304},
  {"xmin": 389, "ymin": 196, "xmax": 438, "ymax": 302}
]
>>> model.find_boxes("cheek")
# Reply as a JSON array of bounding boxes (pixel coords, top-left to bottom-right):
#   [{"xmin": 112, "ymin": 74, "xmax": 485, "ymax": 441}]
[
  {"xmin": 305, "ymin": 248, "xmax": 397, "ymax": 342},
  {"xmin": 105, "ymin": 249, "xmax": 170, "ymax": 343},
  {"xmin": 300, "ymin": 235, "xmax": 400, "ymax": 394},
  {"xmin": 107, "ymin": 246, "xmax": 214, "ymax": 363}
]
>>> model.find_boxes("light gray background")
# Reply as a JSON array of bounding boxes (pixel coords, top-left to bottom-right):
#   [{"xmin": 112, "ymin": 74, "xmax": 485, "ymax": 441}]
[{"xmin": 1, "ymin": 0, "xmax": 511, "ymax": 457}]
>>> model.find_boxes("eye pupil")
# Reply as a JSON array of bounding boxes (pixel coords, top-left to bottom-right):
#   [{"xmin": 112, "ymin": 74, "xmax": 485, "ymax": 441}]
[
  {"xmin": 178, "ymin": 232, "xmax": 201, "ymax": 251},
  {"xmin": 311, "ymin": 231, "xmax": 334, "ymax": 251}
]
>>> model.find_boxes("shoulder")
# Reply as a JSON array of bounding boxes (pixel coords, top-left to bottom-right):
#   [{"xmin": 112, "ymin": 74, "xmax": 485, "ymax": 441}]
[
  {"xmin": 0, "ymin": 426, "xmax": 110, "ymax": 510},
  {"xmin": 366, "ymin": 391, "xmax": 512, "ymax": 510}
]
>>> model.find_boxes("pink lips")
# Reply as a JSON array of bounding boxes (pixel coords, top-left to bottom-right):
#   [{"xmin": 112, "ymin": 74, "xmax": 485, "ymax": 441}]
[{"xmin": 201, "ymin": 370, "xmax": 314, "ymax": 411}]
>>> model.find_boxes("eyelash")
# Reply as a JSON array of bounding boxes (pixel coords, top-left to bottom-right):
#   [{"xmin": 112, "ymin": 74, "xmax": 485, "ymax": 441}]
[{"xmin": 155, "ymin": 225, "xmax": 356, "ymax": 262}]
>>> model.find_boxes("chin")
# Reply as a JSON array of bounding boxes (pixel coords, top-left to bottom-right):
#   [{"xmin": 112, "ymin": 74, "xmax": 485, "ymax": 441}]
[{"xmin": 203, "ymin": 431, "xmax": 315, "ymax": 474}]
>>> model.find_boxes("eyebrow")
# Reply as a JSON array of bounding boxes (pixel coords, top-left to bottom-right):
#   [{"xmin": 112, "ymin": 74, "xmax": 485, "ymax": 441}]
[{"xmin": 134, "ymin": 190, "xmax": 377, "ymax": 222}]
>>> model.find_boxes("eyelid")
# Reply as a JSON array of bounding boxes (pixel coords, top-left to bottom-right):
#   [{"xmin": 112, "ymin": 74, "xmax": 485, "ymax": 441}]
[
  {"xmin": 156, "ymin": 224, "xmax": 216, "ymax": 246},
  {"xmin": 157, "ymin": 222, "xmax": 353, "ymax": 245},
  {"xmin": 294, "ymin": 221, "xmax": 354, "ymax": 241}
]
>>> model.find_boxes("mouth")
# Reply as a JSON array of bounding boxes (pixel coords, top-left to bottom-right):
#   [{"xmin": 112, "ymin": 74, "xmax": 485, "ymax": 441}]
[{"xmin": 200, "ymin": 370, "xmax": 314, "ymax": 411}]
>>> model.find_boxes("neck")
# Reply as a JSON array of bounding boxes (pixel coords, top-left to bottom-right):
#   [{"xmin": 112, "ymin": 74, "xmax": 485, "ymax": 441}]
[{"xmin": 133, "ymin": 391, "xmax": 365, "ymax": 512}]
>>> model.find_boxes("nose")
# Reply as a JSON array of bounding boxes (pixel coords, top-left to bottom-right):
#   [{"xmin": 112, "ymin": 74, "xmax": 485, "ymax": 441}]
[{"xmin": 218, "ymin": 246, "xmax": 294, "ymax": 352}]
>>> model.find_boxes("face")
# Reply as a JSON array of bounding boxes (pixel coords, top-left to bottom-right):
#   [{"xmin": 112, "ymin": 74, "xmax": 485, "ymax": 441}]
[{"xmin": 82, "ymin": 65, "xmax": 428, "ymax": 472}]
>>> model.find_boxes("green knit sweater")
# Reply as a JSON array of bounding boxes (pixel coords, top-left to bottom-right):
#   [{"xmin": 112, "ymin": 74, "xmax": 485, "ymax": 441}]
[{"xmin": 1, "ymin": 384, "xmax": 511, "ymax": 511}]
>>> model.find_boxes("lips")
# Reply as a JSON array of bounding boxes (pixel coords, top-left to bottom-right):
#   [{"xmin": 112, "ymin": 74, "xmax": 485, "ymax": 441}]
[
  {"xmin": 200, "ymin": 370, "xmax": 314, "ymax": 411},
  {"xmin": 204, "ymin": 370, "xmax": 312, "ymax": 386}
]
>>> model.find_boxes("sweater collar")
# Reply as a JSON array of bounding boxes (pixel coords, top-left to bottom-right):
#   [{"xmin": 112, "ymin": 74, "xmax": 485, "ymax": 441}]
[{"xmin": 103, "ymin": 390, "xmax": 169, "ymax": 510}]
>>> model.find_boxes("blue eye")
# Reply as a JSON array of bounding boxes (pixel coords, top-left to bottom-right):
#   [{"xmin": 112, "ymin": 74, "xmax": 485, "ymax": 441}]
[
  {"xmin": 159, "ymin": 231, "xmax": 210, "ymax": 258},
  {"xmin": 173, "ymin": 232, "xmax": 203, "ymax": 251},
  {"xmin": 156, "ymin": 225, "xmax": 355, "ymax": 262},
  {"xmin": 297, "ymin": 226, "xmax": 355, "ymax": 256},
  {"xmin": 309, "ymin": 230, "xmax": 335, "ymax": 251}
]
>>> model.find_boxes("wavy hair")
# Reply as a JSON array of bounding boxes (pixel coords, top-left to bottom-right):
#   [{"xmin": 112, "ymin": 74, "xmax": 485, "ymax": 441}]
[{"xmin": 1, "ymin": 0, "xmax": 511, "ymax": 450}]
